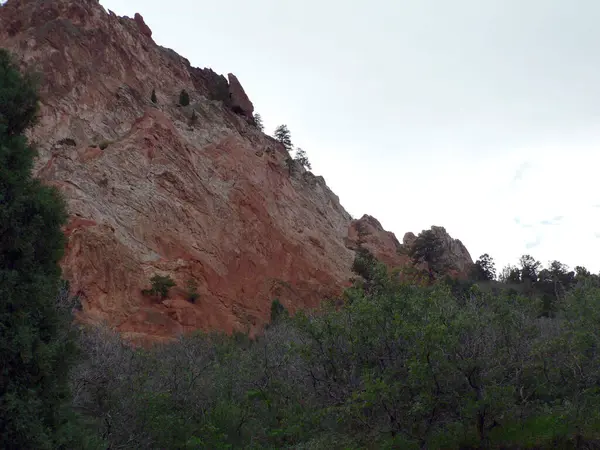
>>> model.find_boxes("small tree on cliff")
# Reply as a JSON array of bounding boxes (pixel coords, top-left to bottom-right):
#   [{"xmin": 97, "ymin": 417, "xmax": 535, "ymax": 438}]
[
  {"xmin": 408, "ymin": 229, "xmax": 446, "ymax": 283},
  {"xmin": 0, "ymin": 49, "xmax": 90, "ymax": 448},
  {"xmin": 254, "ymin": 113, "xmax": 264, "ymax": 131},
  {"xmin": 151, "ymin": 88, "xmax": 157, "ymax": 104},
  {"xmin": 294, "ymin": 147, "xmax": 312, "ymax": 170},
  {"xmin": 143, "ymin": 274, "xmax": 176, "ymax": 300},
  {"xmin": 274, "ymin": 124, "xmax": 293, "ymax": 152},
  {"xmin": 179, "ymin": 89, "xmax": 190, "ymax": 106}
]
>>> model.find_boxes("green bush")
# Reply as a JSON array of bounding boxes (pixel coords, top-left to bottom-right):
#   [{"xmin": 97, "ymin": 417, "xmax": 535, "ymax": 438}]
[
  {"xmin": 179, "ymin": 89, "xmax": 190, "ymax": 106},
  {"xmin": 142, "ymin": 274, "xmax": 176, "ymax": 299},
  {"xmin": 150, "ymin": 88, "xmax": 157, "ymax": 104},
  {"xmin": 73, "ymin": 262, "xmax": 600, "ymax": 449}
]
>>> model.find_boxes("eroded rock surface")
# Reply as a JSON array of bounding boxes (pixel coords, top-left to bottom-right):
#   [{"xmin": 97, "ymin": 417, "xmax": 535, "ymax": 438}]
[{"xmin": 0, "ymin": 0, "xmax": 473, "ymax": 343}]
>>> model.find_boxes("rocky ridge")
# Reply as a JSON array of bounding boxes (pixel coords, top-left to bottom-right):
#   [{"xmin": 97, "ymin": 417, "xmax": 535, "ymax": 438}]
[{"xmin": 0, "ymin": 0, "xmax": 473, "ymax": 343}]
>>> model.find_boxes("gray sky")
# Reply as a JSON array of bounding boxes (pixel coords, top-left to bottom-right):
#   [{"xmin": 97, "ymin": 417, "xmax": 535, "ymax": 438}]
[{"xmin": 100, "ymin": 0, "xmax": 600, "ymax": 273}]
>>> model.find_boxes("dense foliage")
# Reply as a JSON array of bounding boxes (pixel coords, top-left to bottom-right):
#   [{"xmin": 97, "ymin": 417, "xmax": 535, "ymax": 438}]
[
  {"xmin": 0, "ymin": 49, "xmax": 96, "ymax": 449},
  {"xmin": 70, "ymin": 251, "xmax": 600, "ymax": 449}
]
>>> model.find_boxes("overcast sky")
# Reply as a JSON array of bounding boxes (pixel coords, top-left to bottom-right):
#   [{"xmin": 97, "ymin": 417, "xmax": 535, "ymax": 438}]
[{"xmin": 100, "ymin": 0, "xmax": 600, "ymax": 274}]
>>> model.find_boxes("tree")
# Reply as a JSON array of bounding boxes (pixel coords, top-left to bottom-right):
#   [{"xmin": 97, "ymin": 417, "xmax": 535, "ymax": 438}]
[
  {"xmin": 179, "ymin": 89, "xmax": 190, "ymax": 106},
  {"xmin": 254, "ymin": 113, "xmax": 264, "ymax": 131},
  {"xmin": 274, "ymin": 124, "xmax": 293, "ymax": 151},
  {"xmin": 151, "ymin": 88, "xmax": 157, "ymax": 104},
  {"xmin": 142, "ymin": 274, "xmax": 176, "ymax": 300},
  {"xmin": 294, "ymin": 147, "xmax": 312, "ymax": 170},
  {"xmin": 0, "ymin": 49, "xmax": 90, "ymax": 448},
  {"xmin": 519, "ymin": 254, "xmax": 541, "ymax": 285},
  {"xmin": 499, "ymin": 264, "xmax": 521, "ymax": 284},
  {"xmin": 408, "ymin": 229, "xmax": 446, "ymax": 283},
  {"xmin": 270, "ymin": 299, "xmax": 289, "ymax": 322},
  {"xmin": 470, "ymin": 253, "xmax": 496, "ymax": 281}
]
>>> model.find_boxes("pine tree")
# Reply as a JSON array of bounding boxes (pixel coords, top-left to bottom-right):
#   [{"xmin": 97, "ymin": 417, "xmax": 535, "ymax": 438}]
[
  {"xmin": 294, "ymin": 147, "xmax": 312, "ymax": 170},
  {"xmin": 0, "ymin": 49, "xmax": 90, "ymax": 449},
  {"xmin": 179, "ymin": 89, "xmax": 190, "ymax": 106},
  {"xmin": 254, "ymin": 113, "xmax": 264, "ymax": 131},
  {"xmin": 274, "ymin": 124, "xmax": 293, "ymax": 151},
  {"xmin": 151, "ymin": 88, "xmax": 157, "ymax": 104}
]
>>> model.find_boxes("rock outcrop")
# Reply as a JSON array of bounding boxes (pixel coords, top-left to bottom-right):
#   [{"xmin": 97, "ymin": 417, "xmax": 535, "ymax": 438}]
[
  {"xmin": 403, "ymin": 226, "xmax": 474, "ymax": 277},
  {"xmin": 346, "ymin": 215, "xmax": 410, "ymax": 268},
  {"xmin": 0, "ymin": 0, "xmax": 473, "ymax": 343},
  {"xmin": 228, "ymin": 73, "xmax": 254, "ymax": 120}
]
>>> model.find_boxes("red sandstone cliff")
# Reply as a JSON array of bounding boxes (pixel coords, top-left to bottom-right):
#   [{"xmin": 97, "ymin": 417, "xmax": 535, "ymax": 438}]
[{"xmin": 0, "ymin": 0, "xmax": 472, "ymax": 343}]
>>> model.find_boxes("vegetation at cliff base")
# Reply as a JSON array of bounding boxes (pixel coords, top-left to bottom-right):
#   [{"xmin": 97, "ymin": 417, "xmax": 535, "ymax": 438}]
[{"xmin": 70, "ymin": 249, "xmax": 600, "ymax": 449}]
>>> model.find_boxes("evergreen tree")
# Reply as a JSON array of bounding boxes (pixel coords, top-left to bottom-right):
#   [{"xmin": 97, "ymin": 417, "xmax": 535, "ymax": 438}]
[
  {"xmin": 408, "ymin": 229, "xmax": 446, "ymax": 283},
  {"xmin": 179, "ymin": 89, "xmax": 190, "ymax": 106},
  {"xmin": 0, "ymin": 49, "xmax": 91, "ymax": 448},
  {"xmin": 254, "ymin": 113, "xmax": 264, "ymax": 131},
  {"xmin": 294, "ymin": 147, "xmax": 312, "ymax": 170},
  {"xmin": 274, "ymin": 124, "xmax": 293, "ymax": 151},
  {"xmin": 151, "ymin": 88, "xmax": 157, "ymax": 104},
  {"xmin": 470, "ymin": 253, "xmax": 496, "ymax": 281}
]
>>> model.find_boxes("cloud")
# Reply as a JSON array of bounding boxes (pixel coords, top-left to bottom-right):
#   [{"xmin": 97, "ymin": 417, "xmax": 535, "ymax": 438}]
[
  {"xmin": 540, "ymin": 216, "xmax": 563, "ymax": 226},
  {"xmin": 595, "ymin": 232, "xmax": 600, "ymax": 239},
  {"xmin": 525, "ymin": 235, "xmax": 542, "ymax": 249},
  {"xmin": 512, "ymin": 162, "xmax": 532, "ymax": 183}
]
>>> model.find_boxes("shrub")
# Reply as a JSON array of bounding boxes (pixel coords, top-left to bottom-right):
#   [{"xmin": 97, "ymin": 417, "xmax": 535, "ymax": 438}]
[
  {"xmin": 186, "ymin": 279, "xmax": 199, "ymax": 303},
  {"xmin": 98, "ymin": 140, "xmax": 112, "ymax": 150},
  {"xmin": 151, "ymin": 88, "xmax": 157, "ymax": 104},
  {"xmin": 142, "ymin": 274, "xmax": 176, "ymax": 299},
  {"xmin": 270, "ymin": 298, "xmax": 288, "ymax": 322},
  {"xmin": 179, "ymin": 89, "xmax": 190, "ymax": 106}
]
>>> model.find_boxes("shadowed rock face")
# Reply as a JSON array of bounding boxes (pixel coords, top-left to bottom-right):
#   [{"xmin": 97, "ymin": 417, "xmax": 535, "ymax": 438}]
[
  {"xmin": 228, "ymin": 73, "xmax": 254, "ymax": 120},
  {"xmin": 0, "ymin": 0, "xmax": 473, "ymax": 343}
]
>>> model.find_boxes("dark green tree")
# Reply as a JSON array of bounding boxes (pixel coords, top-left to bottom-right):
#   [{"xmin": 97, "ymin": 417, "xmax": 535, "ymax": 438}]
[
  {"xmin": 470, "ymin": 253, "xmax": 496, "ymax": 281},
  {"xmin": 0, "ymin": 49, "xmax": 91, "ymax": 449},
  {"xmin": 270, "ymin": 299, "xmax": 289, "ymax": 322},
  {"xmin": 254, "ymin": 113, "xmax": 264, "ymax": 131},
  {"xmin": 151, "ymin": 88, "xmax": 157, "ymax": 104},
  {"xmin": 408, "ymin": 229, "xmax": 446, "ymax": 283},
  {"xmin": 179, "ymin": 89, "xmax": 190, "ymax": 106},
  {"xmin": 519, "ymin": 254, "xmax": 541, "ymax": 286},
  {"xmin": 274, "ymin": 124, "xmax": 293, "ymax": 151},
  {"xmin": 142, "ymin": 274, "xmax": 176, "ymax": 300},
  {"xmin": 294, "ymin": 147, "xmax": 312, "ymax": 170},
  {"xmin": 499, "ymin": 264, "xmax": 521, "ymax": 284}
]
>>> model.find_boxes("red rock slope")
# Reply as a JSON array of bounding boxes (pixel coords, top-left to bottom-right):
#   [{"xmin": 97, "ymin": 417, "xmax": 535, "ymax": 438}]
[{"xmin": 0, "ymin": 0, "xmax": 472, "ymax": 343}]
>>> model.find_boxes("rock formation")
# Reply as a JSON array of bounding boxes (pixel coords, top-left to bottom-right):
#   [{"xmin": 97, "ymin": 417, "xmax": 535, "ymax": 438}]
[
  {"xmin": 228, "ymin": 73, "xmax": 254, "ymax": 120},
  {"xmin": 0, "ymin": 0, "xmax": 473, "ymax": 343}
]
